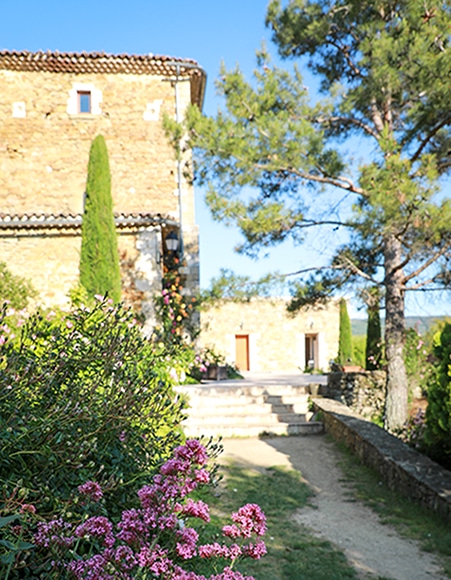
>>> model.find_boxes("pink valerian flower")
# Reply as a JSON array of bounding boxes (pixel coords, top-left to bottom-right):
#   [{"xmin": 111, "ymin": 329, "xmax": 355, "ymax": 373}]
[
  {"xmin": 176, "ymin": 498, "xmax": 210, "ymax": 522},
  {"xmin": 66, "ymin": 554, "xmax": 116, "ymax": 580},
  {"xmin": 111, "ymin": 545, "xmax": 137, "ymax": 570},
  {"xmin": 75, "ymin": 516, "xmax": 115, "ymax": 547},
  {"xmin": 198, "ymin": 541, "xmax": 244, "ymax": 562},
  {"xmin": 174, "ymin": 439, "xmax": 209, "ymax": 466},
  {"xmin": 198, "ymin": 542, "xmax": 230, "ymax": 559},
  {"xmin": 222, "ymin": 524, "xmax": 241, "ymax": 539},
  {"xmin": 228, "ymin": 544, "xmax": 242, "ymax": 560},
  {"xmin": 117, "ymin": 508, "xmax": 148, "ymax": 544},
  {"xmin": 78, "ymin": 480, "xmax": 103, "ymax": 502},
  {"xmin": 175, "ymin": 526, "xmax": 199, "ymax": 559},
  {"xmin": 209, "ymin": 568, "xmax": 254, "ymax": 580},
  {"xmin": 34, "ymin": 518, "xmax": 75, "ymax": 549},
  {"xmin": 228, "ymin": 504, "xmax": 266, "ymax": 538},
  {"xmin": 242, "ymin": 540, "xmax": 267, "ymax": 560},
  {"xmin": 136, "ymin": 544, "xmax": 171, "ymax": 574},
  {"xmin": 160, "ymin": 457, "xmax": 186, "ymax": 476},
  {"xmin": 195, "ymin": 468, "xmax": 210, "ymax": 484},
  {"xmin": 31, "ymin": 440, "xmax": 265, "ymax": 580},
  {"xmin": 170, "ymin": 569, "xmax": 208, "ymax": 580}
]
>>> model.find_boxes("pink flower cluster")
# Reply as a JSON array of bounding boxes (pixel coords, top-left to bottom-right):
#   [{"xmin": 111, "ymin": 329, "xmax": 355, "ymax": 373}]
[
  {"xmin": 78, "ymin": 480, "xmax": 104, "ymax": 503},
  {"xmin": 33, "ymin": 439, "xmax": 266, "ymax": 579}
]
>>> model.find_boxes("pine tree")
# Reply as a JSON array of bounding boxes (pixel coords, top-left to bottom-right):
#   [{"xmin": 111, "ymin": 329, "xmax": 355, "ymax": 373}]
[
  {"xmin": 79, "ymin": 135, "xmax": 121, "ymax": 303},
  {"xmin": 365, "ymin": 288, "xmax": 382, "ymax": 371},
  {"xmin": 338, "ymin": 298, "xmax": 353, "ymax": 366},
  {"xmin": 175, "ymin": 0, "xmax": 451, "ymax": 430}
]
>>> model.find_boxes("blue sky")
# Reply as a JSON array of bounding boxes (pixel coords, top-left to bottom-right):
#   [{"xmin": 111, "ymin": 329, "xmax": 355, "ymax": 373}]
[{"xmin": 1, "ymin": 0, "xmax": 450, "ymax": 318}]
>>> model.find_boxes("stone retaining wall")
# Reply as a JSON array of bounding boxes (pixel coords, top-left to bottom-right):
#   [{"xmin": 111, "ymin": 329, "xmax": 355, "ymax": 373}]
[
  {"xmin": 312, "ymin": 397, "xmax": 451, "ymax": 523},
  {"xmin": 327, "ymin": 370, "xmax": 386, "ymax": 421}
]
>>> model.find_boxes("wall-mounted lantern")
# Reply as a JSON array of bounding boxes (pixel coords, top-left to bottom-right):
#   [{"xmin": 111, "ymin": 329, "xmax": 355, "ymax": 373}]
[{"xmin": 164, "ymin": 230, "xmax": 179, "ymax": 254}]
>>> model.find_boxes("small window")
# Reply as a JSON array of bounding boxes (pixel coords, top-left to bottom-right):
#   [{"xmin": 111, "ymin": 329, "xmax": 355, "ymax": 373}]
[{"xmin": 78, "ymin": 91, "xmax": 91, "ymax": 113}]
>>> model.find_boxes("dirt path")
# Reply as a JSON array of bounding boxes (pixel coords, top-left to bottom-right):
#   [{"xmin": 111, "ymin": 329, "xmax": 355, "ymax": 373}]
[{"xmin": 220, "ymin": 435, "xmax": 447, "ymax": 580}]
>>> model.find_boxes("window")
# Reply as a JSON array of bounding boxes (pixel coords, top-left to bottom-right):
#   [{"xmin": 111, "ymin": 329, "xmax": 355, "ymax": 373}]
[
  {"xmin": 67, "ymin": 84, "xmax": 101, "ymax": 116},
  {"xmin": 78, "ymin": 91, "xmax": 91, "ymax": 113}
]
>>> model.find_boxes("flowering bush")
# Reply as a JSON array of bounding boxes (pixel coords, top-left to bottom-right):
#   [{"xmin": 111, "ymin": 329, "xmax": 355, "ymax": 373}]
[
  {"xmin": 404, "ymin": 327, "xmax": 431, "ymax": 396},
  {"xmin": 0, "ymin": 298, "xmax": 188, "ymax": 519},
  {"xmin": 1, "ymin": 440, "xmax": 266, "ymax": 579},
  {"xmin": 395, "ymin": 409, "xmax": 426, "ymax": 450}
]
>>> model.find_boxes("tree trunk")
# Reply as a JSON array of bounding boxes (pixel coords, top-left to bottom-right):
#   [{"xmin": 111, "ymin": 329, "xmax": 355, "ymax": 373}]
[{"xmin": 383, "ymin": 234, "xmax": 409, "ymax": 431}]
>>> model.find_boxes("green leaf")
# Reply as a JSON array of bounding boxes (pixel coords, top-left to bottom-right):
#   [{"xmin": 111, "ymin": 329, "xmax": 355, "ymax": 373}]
[
  {"xmin": 0, "ymin": 539, "xmax": 17, "ymax": 550},
  {"xmin": 0, "ymin": 515, "xmax": 21, "ymax": 528},
  {"xmin": 0, "ymin": 552, "xmax": 15, "ymax": 565},
  {"xmin": 16, "ymin": 541, "xmax": 35, "ymax": 550}
]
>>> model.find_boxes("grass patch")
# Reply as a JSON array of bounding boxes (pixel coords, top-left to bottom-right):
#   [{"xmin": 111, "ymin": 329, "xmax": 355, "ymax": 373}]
[
  {"xmin": 198, "ymin": 462, "xmax": 359, "ymax": 580},
  {"xmin": 334, "ymin": 439, "xmax": 451, "ymax": 578}
]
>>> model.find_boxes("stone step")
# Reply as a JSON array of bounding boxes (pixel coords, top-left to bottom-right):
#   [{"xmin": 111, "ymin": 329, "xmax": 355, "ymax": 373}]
[
  {"xmin": 176, "ymin": 382, "xmax": 323, "ymax": 438},
  {"xmin": 186, "ymin": 411, "xmax": 309, "ymax": 427},
  {"xmin": 182, "ymin": 421, "xmax": 324, "ymax": 438},
  {"xmin": 182, "ymin": 395, "xmax": 268, "ymax": 408},
  {"xmin": 177, "ymin": 384, "xmax": 311, "ymax": 398},
  {"xmin": 184, "ymin": 402, "xmax": 301, "ymax": 417}
]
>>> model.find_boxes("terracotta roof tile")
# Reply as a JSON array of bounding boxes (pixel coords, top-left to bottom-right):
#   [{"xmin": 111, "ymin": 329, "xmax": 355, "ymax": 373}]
[
  {"xmin": 0, "ymin": 49, "xmax": 206, "ymax": 106},
  {"xmin": 0, "ymin": 212, "xmax": 179, "ymax": 234}
]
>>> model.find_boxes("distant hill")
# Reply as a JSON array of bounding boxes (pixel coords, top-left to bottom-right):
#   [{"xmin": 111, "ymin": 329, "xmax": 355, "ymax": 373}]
[{"xmin": 352, "ymin": 316, "xmax": 448, "ymax": 336}]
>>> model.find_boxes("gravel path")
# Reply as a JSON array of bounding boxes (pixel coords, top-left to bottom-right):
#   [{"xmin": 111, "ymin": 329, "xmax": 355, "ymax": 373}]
[{"xmin": 220, "ymin": 435, "xmax": 447, "ymax": 580}]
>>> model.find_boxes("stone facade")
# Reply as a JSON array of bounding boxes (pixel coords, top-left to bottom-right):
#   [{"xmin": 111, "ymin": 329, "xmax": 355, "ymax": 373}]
[
  {"xmin": 199, "ymin": 298, "xmax": 340, "ymax": 373},
  {"xmin": 0, "ymin": 50, "xmax": 205, "ymax": 324}
]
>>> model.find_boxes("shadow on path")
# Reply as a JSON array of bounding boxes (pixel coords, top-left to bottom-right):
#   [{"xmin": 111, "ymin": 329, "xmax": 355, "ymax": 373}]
[{"xmin": 220, "ymin": 435, "xmax": 447, "ymax": 580}]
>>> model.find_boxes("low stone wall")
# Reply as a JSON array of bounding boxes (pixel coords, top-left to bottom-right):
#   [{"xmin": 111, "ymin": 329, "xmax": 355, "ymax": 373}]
[
  {"xmin": 327, "ymin": 370, "xmax": 386, "ymax": 420},
  {"xmin": 312, "ymin": 397, "xmax": 451, "ymax": 523}
]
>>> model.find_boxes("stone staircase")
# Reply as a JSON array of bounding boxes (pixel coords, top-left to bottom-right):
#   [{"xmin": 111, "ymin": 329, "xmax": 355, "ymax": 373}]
[{"xmin": 174, "ymin": 383, "xmax": 324, "ymax": 438}]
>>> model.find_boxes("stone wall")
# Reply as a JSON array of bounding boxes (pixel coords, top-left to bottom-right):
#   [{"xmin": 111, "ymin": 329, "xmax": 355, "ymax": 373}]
[
  {"xmin": 0, "ymin": 69, "xmax": 194, "ymax": 223},
  {"xmin": 0, "ymin": 62, "xmax": 199, "ymax": 313},
  {"xmin": 200, "ymin": 298, "xmax": 340, "ymax": 372},
  {"xmin": 327, "ymin": 370, "xmax": 386, "ymax": 421},
  {"xmin": 313, "ymin": 397, "xmax": 451, "ymax": 523}
]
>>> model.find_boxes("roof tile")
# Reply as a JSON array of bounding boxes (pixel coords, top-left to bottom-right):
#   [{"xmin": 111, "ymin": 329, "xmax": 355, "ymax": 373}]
[{"xmin": 0, "ymin": 49, "xmax": 206, "ymax": 106}]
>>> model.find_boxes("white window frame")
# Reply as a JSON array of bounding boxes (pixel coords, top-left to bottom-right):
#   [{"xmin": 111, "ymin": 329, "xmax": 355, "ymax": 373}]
[{"xmin": 67, "ymin": 83, "xmax": 102, "ymax": 115}]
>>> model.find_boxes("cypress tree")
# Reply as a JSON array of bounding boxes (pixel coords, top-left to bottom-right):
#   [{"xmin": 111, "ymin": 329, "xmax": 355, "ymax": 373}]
[
  {"xmin": 337, "ymin": 298, "xmax": 353, "ymax": 366},
  {"xmin": 79, "ymin": 135, "xmax": 121, "ymax": 303},
  {"xmin": 365, "ymin": 288, "xmax": 382, "ymax": 371}
]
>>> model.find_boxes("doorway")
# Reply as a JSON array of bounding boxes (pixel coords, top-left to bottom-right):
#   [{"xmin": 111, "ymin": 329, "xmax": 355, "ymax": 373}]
[
  {"xmin": 305, "ymin": 334, "xmax": 318, "ymax": 370},
  {"xmin": 235, "ymin": 334, "xmax": 250, "ymax": 371}
]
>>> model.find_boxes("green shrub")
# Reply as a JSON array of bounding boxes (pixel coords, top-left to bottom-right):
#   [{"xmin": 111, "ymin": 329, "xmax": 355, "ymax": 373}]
[
  {"xmin": 424, "ymin": 323, "xmax": 451, "ymax": 469},
  {"xmin": 404, "ymin": 327, "xmax": 431, "ymax": 398},
  {"xmin": 79, "ymin": 134, "xmax": 121, "ymax": 303},
  {"xmin": 0, "ymin": 261, "xmax": 36, "ymax": 310},
  {"xmin": 365, "ymin": 288, "xmax": 383, "ymax": 370},
  {"xmin": 0, "ymin": 299, "xmax": 186, "ymax": 518}
]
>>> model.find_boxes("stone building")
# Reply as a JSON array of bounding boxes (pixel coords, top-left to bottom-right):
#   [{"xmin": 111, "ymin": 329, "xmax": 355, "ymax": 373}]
[
  {"xmin": 200, "ymin": 298, "xmax": 340, "ymax": 373},
  {"xmin": 0, "ymin": 49, "xmax": 206, "ymax": 327}
]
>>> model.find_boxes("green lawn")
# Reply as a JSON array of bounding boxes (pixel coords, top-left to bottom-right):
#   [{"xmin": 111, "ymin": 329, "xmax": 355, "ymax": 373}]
[
  {"xmin": 196, "ymin": 462, "xmax": 359, "ymax": 580},
  {"xmin": 194, "ymin": 436, "xmax": 451, "ymax": 579}
]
